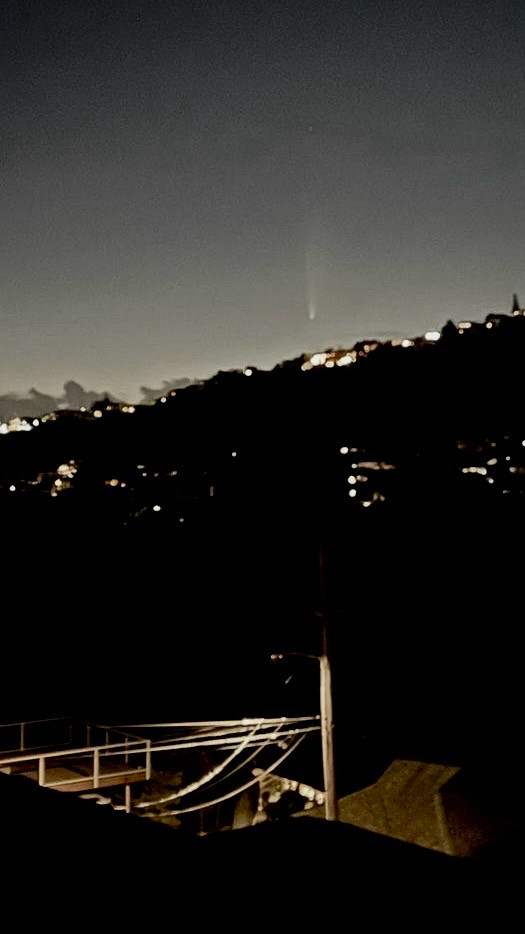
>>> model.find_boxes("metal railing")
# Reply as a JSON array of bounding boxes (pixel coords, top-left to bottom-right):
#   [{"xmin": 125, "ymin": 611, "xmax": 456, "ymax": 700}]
[
  {"xmin": 0, "ymin": 716, "xmax": 73, "ymax": 754},
  {"xmin": 0, "ymin": 735, "xmax": 152, "ymax": 790}
]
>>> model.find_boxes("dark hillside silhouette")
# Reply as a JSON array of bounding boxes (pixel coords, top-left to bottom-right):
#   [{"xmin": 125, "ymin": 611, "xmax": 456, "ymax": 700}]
[{"xmin": 1, "ymin": 307, "xmax": 524, "ymax": 777}]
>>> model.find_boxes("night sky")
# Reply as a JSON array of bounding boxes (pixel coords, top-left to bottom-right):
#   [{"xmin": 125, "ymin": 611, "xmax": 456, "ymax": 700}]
[{"xmin": 2, "ymin": 0, "xmax": 525, "ymax": 400}]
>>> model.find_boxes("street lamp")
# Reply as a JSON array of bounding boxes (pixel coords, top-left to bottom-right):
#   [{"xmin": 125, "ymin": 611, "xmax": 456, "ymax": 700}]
[{"xmin": 271, "ymin": 621, "xmax": 337, "ymax": 821}]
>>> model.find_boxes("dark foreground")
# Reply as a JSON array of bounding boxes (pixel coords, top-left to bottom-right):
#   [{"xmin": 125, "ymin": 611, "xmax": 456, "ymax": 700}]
[{"xmin": 1, "ymin": 772, "xmax": 519, "ymax": 925}]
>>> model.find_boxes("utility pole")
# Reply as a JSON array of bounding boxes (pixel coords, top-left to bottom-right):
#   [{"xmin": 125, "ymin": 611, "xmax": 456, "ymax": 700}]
[
  {"xmin": 271, "ymin": 547, "xmax": 337, "ymax": 820},
  {"xmin": 320, "ymin": 617, "xmax": 337, "ymax": 820}
]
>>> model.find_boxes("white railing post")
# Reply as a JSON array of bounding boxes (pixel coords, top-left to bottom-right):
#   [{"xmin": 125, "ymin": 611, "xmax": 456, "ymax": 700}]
[
  {"xmin": 38, "ymin": 757, "xmax": 45, "ymax": 786},
  {"xmin": 146, "ymin": 740, "xmax": 152, "ymax": 781},
  {"xmin": 93, "ymin": 749, "xmax": 100, "ymax": 788}
]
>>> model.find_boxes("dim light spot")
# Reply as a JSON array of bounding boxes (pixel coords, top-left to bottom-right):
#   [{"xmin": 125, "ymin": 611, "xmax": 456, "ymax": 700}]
[{"xmin": 153, "ymin": 505, "xmax": 161, "ymax": 512}]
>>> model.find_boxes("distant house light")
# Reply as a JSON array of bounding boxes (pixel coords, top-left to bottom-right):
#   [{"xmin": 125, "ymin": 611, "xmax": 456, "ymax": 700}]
[
  {"xmin": 349, "ymin": 489, "xmax": 357, "ymax": 498},
  {"xmin": 32, "ymin": 419, "xmax": 39, "ymax": 427},
  {"xmin": 9, "ymin": 485, "xmax": 16, "ymax": 492},
  {"xmin": 401, "ymin": 339, "xmax": 413, "ymax": 348},
  {"xmin": 160, "ymin": 397, "xmax": 167, "ymax": 403},
  {"xmin": 487, "ymin": 458, "xmax": 497, "ymax": 466},
  {"xmin": 347, "ymin": 476, "xmax": 357, "ymax": 485},
  {"xmin": 337, "ymin": 354, "xmax": 354, "ymax": 366},
  {"xmin": 244, "ymin": 368, "xmax": 253, "ymax": 376},
  {"xmin": 232, "ymin": 451, "xmax": 237, "ymax": 457},
  {"xmin": 93, "ymin": 410, "xmax": 102, "ymax": 418},
  {"xmin": 153, "ymin": 505, "xmax": 161, "ymax": 512},
  {"xmin": 458, "ymin": 321, "xmax": 472, "ymax": 329},
  {"xmin": 311, "ymin": 353, "xmax": 326, "ymax": 367},
  {"xmin": 425, "ymin": 330, "xmax": 441, "ymax": 341},
  {"xmin": 340, "ymin": 446, "xmax": 349, "ymax": 455}
]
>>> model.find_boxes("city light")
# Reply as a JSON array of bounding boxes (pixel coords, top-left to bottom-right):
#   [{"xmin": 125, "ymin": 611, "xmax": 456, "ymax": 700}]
[{"xmin": 311, "ymin": 353, "xmax": 326, "ymax": 367}]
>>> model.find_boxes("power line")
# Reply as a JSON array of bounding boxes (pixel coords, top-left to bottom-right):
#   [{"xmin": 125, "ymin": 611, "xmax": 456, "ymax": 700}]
[
  {"xmin": 118, "ymin": 717, "xmax": 319, "ymax": 729},
  {"xmin": 196, "ymin": 723, "xmax": 289, "ymax": 794},
  {"xmin": 135, "ymin": 725, "xmax": 261, "ymax": 808},
  {"xmin": 162, "ymin": 735, "xmax": 306, "ymax": 816}
]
